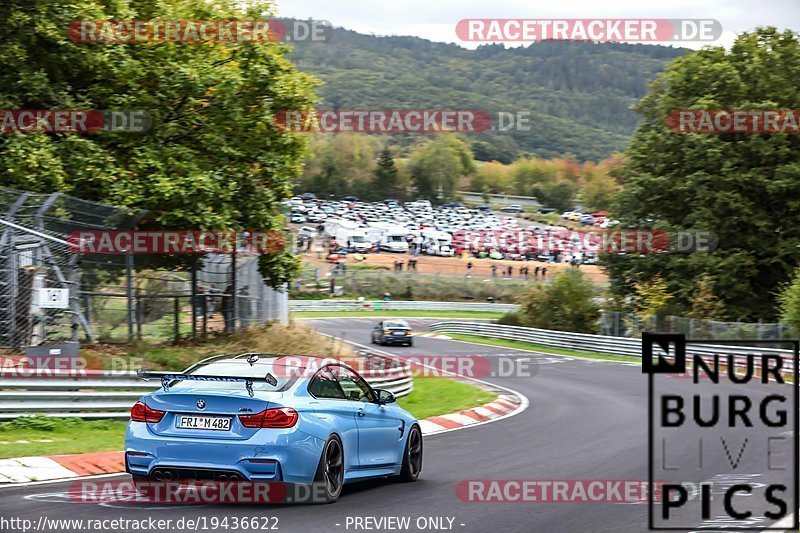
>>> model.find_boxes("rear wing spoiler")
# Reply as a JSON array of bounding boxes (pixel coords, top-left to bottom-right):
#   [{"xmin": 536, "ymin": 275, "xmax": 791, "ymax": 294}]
[{"xmin": 137, "ymin": 369, "xmax": 278, "ymax": 397}]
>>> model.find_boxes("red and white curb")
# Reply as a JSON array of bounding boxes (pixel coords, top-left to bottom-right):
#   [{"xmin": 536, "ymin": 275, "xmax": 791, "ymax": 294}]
[
  {"xmin": 419, "ymin": 393, "xmax": 524, "ymax": 435},
  {"xmin": 0, "ymin": 451, "xmax": 124, "ymax": 484}
]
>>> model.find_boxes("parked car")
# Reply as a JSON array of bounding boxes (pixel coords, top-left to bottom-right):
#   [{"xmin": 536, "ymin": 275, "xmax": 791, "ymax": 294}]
[
  {"xmin": 298, "ymin": 226, "xmax": 317, "ymax": 239},
  {"xmin": 371, "ymin": 320, "xmax": 414, "ymax": 346},
  {"xmin": 538, "ymin": 208, "xmax": 557, "ymax": 214},
  {"xmin": 128, "ymin": 355, "xmax": 422, "ymax": 503},
  {"xmin": 500, "ymin": 204, "xmax": 523, "ymax": 213}
]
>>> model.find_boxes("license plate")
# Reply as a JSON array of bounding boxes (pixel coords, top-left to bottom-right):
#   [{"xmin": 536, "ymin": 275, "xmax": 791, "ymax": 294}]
[
  {"xmin": 393, "ymin": 331, "xmax": 406, "ymax": 336},
  {"xmin": 177, "ymin": 416, "xmax": 231, "ymax": 431}
]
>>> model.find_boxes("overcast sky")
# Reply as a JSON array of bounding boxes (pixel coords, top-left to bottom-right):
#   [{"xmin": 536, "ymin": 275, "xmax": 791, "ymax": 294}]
[{"xmin": 275, "ymin": 0, "xmax": 799, "ymax": 50}]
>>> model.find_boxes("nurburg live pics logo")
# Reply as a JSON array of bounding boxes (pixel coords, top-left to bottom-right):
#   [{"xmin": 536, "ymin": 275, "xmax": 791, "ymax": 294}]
[{"xmin": 643, "ymin": 333, "xmax": 799, "ymax": 530}]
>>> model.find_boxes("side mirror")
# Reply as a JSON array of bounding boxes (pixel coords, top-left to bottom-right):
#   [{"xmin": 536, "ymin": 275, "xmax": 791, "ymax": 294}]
[{"xmin": 374, "ymin": 389, "xmax": 396, "ymax": 405}]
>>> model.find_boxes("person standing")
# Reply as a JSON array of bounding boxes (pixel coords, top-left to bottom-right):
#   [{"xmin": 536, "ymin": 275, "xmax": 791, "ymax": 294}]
[
  {"xmin": 542, "ymin": 267, "xmax": 548, "ymax": 280},
  {"xmin": 491, "ymin": 264, "xmax": 498, "ymax": 277},
  {"xmin": 466, "ymin": 261, "xmax": 473, "ymax": 278},
  {"xmin": 315, "ymin": 242, "xmax": 323, "ymax": 259},
  {"xmin": 534, "ymin": 266, "xmax": 540, "ymax": 281}
]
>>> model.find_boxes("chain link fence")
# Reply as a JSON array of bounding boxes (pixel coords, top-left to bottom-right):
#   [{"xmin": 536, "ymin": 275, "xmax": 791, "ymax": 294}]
[
  {"xmin": 599, "ymin": 310, "xmax": 791, "ymax": 340},
  {"xmin": 288, "ymin": 266, "xmax": 532, "ymax": 302},
  {"xmin": 0, "ymin": 187, "xmax": 288, "ymax": 352}
]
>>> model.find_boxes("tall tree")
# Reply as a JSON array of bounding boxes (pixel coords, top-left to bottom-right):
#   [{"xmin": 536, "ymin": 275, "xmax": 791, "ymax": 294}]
[
  {"xmin": 0, "ymin": 0, "xmax": 318, "ymax": 286},
  {"xmin": 602, "ymin": 28, "xmax": 800, "ymax": 320},
  {"xmin": 408, "ymin": 136, "xmax": 475, "ymax": 202},
  {"xmin": 373, "ymin": 146, "xmax": 403, "ymax": 199}
]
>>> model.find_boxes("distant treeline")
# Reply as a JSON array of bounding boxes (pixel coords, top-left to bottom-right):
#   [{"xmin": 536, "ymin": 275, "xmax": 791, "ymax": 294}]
[
  {"xmin": 295, "ymin": 134, "xmax": 623, "ymax": 211},
  {"xmin": 287, "ymin": 22, "xmax": 688, "ymax": 162}
]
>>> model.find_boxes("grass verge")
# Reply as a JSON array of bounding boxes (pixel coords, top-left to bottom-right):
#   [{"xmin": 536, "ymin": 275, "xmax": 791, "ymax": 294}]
[
  {"xmin": 294, "ymin": 310, "xmax": 504, "ymax": 319},
  {"xmin": 0, "ymin": 378, "xmax": 496, "ymax": 460},
  {"xmin": 397, "ymin": 377, "xmax": 497, "ymax": 420},
  {"xmin": 446, "ymin": 333, "xmax": 638, "ymax": 363},
  {"xmin": 82, "ymin": 321, "xmax": 355, "ymax": 372},
  {"xmin": 0, "ymin": 417, "xmax": 127, "ymax": 459}
]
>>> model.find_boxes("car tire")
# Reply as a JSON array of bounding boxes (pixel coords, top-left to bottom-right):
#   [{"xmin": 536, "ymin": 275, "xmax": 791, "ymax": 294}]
[
  {"xmin": 313, "ymin": 435, "xmax": 344, "ymax": 503},
  {"xmin": 397, "ymin": 425, "xmax": 423, "ymax": 482},
  {"xmin": 406, "ymin": 340, "xmax": 413, "ymax": 347}
]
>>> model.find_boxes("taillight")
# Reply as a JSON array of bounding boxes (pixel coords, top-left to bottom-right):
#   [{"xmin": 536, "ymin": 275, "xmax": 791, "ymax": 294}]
[
  {"xmin": 130, "ymin": 401, "xmax": 165, "ymax": 423},
  {"xmin": 239, "ymin": 407, "xmax": 298, "ymax": 428},
  {"xmin": 383, "ymin": 330, "xmax": 392, "ymax": 334}
]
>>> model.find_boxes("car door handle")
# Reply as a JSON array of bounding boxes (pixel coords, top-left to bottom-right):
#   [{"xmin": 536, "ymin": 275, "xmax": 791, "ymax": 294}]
[{"xmin": 357, "ymin": 408, "xmax": 365, "ymax": 417}]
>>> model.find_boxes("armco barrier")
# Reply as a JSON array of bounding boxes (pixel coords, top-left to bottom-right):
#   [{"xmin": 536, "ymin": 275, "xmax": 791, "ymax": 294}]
[
  {"xmin": 291, "ymin": 299, "xmax": 518, "ymax": 313},
  {"xmin": 429, "ymin": 321, "xmax": 797, "ymax": 372},
  {"xmin": 0, "ymin": 354, "xmax": 413, "ymax": 419}
]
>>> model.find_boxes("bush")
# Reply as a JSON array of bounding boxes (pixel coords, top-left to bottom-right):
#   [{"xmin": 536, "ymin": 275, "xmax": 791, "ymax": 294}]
[
  {"xmin": 497, "ymin": 311, "xmax": 524, "ymax": 326},
  {"xmin": 516, "ymin": 269, "xmax": 600, "ymax": 333}
]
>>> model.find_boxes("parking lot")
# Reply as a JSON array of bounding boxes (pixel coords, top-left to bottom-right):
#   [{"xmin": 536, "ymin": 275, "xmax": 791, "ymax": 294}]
[{"xmin": 286, "ymin": 194, "xmax": 618, "ymax": 266}]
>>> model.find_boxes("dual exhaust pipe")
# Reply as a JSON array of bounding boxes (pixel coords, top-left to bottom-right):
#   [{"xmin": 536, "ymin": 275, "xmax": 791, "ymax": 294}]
[
  {"xmin": 150, "ymin": 469, "xmax": 240, "ymax": 482},
  {"xmin": 152, "ymin": 469, "xmax": 174, "ymax": 481}
]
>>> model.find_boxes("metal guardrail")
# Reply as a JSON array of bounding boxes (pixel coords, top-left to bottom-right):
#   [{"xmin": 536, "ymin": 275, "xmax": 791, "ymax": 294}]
[
  {"xmin": 0, "ymin": 355, "xmax": 413, "ymax": 419},
  {"xmin": 429, "ymin": 322, "xmax": 796, "ymax": 371},
  {"xmin": 291, "ymin": 299, "xmax": 519, "ymax": 313}
]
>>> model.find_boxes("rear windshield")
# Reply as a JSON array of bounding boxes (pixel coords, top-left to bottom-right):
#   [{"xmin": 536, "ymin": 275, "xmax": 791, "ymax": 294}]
[
  {"xmin": 385, "ymin": 321, "xmax": 410, "ymax": 329},
  {"xmin": 169, "ymin": 361, "xmax": 297, "ymax": 392}
]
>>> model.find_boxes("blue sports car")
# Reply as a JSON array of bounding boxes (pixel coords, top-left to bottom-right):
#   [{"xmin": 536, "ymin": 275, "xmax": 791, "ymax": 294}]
[{"xmin": 125, "ymin": 354, "xmax": 422, "ymax": 503}]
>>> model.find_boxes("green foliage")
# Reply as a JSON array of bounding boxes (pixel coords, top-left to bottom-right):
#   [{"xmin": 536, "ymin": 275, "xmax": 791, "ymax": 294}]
[
  {"xmin": 408, "ymin": 136, "xmax": 475, "ymax": 202},
  {"xmin": 0, "ymin": 0, "xmax": 317, "ymax": 284},
  {"xmin": 778, "ymin": 268, "xmax": 800, "ymax": 334},
  {"xmin": 687, "ymin": 276, "xmax": 726, "ymax": 320},
  {"xmin": 516, "ymin": 269, "xmax": 600, "ymax": 333},
  {"xmin": 289, "ymin": 30, "xmax": 687, "ymax": 161},
  {"xmin": 373, "ymin": 146, "xmax": 404, "ymax": 199},
  {"xmin": 632, "ymin": 275, "xmax": 673, "ymax": 316},
  {"xmin": 603, "ymin": 27, "xmax": 800, "ymax": 320}
]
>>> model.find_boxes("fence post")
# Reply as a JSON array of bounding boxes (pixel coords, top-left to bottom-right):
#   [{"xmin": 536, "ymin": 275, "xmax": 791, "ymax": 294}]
[
  {"xmin": 231, "ymin": 247, "xmax": 237, "ymax": 333},
  {"xmin": 190, "ymin": 258, "xmax": 197, "ymax": 339},
  {"xmin": 202, "ymin": 295, "xmax": 208, "ymax": 338},
  {"xmin": 125, "ymin": 254, "xmax": 134, "ymax": 344},
  {"xmin": 135, "ymin": 295, "xmax": 143, "ymax": 340},
  {"xmin": 173, "ymin": 297, "xmax": 180, "ymax": 344}
]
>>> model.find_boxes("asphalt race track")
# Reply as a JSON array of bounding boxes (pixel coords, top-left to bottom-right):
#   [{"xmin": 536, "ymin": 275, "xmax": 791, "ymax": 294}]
[{"xmin": 0, "ymin": 317, "xmax": 795, "ymax": 533}]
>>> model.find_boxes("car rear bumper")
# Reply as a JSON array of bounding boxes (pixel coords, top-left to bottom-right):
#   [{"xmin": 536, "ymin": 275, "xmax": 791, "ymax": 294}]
[
  {"xmin": 380, "ymin": 335, "xmax": 412, "ymax": 344},
  {"xmin": 125, "ymin": 422, "xmax": 324, "ymax": 485}
]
